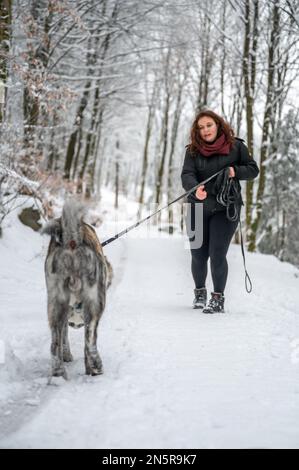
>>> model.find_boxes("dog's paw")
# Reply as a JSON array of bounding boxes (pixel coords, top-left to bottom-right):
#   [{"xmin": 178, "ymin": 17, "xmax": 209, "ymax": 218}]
[
  {"xmin": 51, "ymin": 367, "xmax": 68, "ymax": 381},
  {"xmin": 63, "ymin": 350, "xmax": 74, "ymax": 362},
  {"xmin": 48, "ymin": 374, "xmax": 68, "ymax": 385},
  {"xmin": 51, "ymin": 357, "xmax": 68, "ymax": 379},
  {"xmin": 85, "ymin": 355, "xmax": 103, "ymax": 376},
  {"xmin": 85, "ymin": 366, "xmax": 103, "ymax": 376}
]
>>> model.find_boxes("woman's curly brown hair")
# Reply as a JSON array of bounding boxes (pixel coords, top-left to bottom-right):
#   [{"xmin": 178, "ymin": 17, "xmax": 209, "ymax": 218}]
[{"xmin": 187, "ymin": 109, "xmax": 235, "ymax": 155}]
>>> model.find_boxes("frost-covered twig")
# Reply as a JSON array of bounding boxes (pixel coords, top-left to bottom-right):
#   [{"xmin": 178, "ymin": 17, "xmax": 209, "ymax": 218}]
[{"xmin": 0, "ymin": 163, "xmax": 39, "ymax": 190}]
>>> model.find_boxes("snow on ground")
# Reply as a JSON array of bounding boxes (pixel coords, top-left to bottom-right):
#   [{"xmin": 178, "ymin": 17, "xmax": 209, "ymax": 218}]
[{"xmin": 0, "ymin": 196, "xmax": 299, "ymax": 449}]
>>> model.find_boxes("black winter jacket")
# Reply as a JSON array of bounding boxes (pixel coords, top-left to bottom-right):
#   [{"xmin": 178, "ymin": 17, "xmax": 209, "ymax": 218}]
[{"xmin": 181, "ymin": 138, "xmax": 259, "ymax": 211}]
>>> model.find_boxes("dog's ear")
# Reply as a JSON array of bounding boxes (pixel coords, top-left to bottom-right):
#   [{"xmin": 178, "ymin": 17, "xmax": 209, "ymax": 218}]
[{"xmin": 40, "ymin": 218, "xmax": 62, "ymax": 243}]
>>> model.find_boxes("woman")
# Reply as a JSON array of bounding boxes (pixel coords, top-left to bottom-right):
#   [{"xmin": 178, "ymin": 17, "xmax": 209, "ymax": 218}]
[{"xmin": 181, "ymin": 110, "xmax": 259, "ymax": 313}]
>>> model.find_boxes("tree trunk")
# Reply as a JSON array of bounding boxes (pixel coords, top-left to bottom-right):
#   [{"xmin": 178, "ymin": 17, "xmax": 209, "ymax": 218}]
[
  {"xmin": 155, "ymin": 49, "xmax": 171, "ymax": 207},
  {"xmin": 167, "ymin": 70, "xmax": 185, "ymax": 231},
  {"xmin": 114, "ymin": 140, "xmax": 120, "ymax": 210},
  {"xmin": 197, "ymin": 11, "xmax": 212, "ymax": 110},
  {"xmin": 243, "ymin": 0, "xmax": 259, "ymax": 243},
  {"xmin": 0, "ymin": 0, "xmax": 12, "ymax": 122},
  {"xmin": 155, "ymin": 90, "xmax": 170, "ymax": 206},
  {"xmin": 87, "ymin": 107, "xmax": 104, "ymax": 196},
  {"xmin": 248, "ymin": 2, "xmax": 280, "ymax": 251},
  {"xmin": 220, "ymin": 0, "xmax": 227, "ymax": 118},
  {"xmin": 23, "ymin": 1, "xmax": 46, "ymax": 144},
  {"xmin": 84, "ymin": 0, "xmax": 118, "ymax": 197},
  {"xmin": 64, "ymin": 36, "xmax": 94, "ymax": 181},
  {"xmin": 137, "ymin": 83, "xmax": 157, "ymax": 219}
]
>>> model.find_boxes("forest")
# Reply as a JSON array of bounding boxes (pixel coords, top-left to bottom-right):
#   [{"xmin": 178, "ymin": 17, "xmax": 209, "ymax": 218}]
[{"xmin": 0, "ymin": 0, "xmax": 298, "ymax": 265}]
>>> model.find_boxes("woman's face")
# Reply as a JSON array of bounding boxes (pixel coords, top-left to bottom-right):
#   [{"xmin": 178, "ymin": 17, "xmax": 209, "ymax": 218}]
[{"xmin": 198, "ymin": 116, "xmax": 218, "ymax": 143}]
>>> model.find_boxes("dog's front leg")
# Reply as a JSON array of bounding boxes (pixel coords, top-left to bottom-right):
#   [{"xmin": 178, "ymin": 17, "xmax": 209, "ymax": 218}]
[
  {"xmin": 62, "ymin": 322, "xmax": 73, "ymax": 362},
  {"xmin": 84, "ymin": 303, "xmax": 102, "ymax": 375},
  {"xmin": 49, "ymin": 302, "xmax": 68, "ymax": 379}
]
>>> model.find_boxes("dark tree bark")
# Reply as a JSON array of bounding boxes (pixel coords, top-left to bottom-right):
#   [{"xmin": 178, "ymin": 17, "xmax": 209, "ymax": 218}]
[
  {"xmin": 84, "ymin": 0, "xmax": 118, "ymax": 197},
  {"xmin": 248, "ymin": 2, "xmax": 280, "ymax": 251},
  {"xmin": 167, "ymin": 68, "xmax": 185, "ymax": 231},
  {"xmin": 0, "ymin": 0, "xmax": 12, "ymax": 122},
  {"xmin": 197, "ymin": 11, "xmax": 212, "ymax": 110},
  {"xmin": 137, "ymin": 82, "xmax": 157, "ymax": 219},
  {"xmin": 64, "ymin": 35, "xmax": 94, "ymax": 181},
  {"xmin": 242, "ymin": 0, "xmax": 259, "ymax": 244}
]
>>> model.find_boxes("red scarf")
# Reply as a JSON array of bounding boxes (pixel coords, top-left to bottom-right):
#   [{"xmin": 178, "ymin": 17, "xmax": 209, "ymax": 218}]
[{"xmin": 199, "ymin": 133, "xmax": 231, "ymax": 157}]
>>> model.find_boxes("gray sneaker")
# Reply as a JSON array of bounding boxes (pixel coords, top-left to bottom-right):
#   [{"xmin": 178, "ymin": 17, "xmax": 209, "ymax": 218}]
[{"xmin": 193, "ymin": 287, "xmax": 207, "ymax": 309}]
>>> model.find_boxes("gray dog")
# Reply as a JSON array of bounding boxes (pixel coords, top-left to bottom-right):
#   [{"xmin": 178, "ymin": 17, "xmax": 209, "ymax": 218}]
[{"xmin": 42, "ymin": 201, "xmax": 112, "ymax": 379}]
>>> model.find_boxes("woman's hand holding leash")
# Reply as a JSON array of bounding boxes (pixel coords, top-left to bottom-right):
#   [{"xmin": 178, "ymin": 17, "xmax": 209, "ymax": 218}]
[
  {"xmin": 195, "ymin": 185, "xmax": 207, "ymax": 200},
  {"xmin": 196, "ymin": 167, "xmax": 234, "ymax": 201}
]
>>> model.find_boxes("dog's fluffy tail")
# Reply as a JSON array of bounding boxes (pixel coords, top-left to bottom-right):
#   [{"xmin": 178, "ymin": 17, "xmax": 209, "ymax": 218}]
[{"xmin": 61, "ymin": 200, "xmax": 86, "ymax": 246}]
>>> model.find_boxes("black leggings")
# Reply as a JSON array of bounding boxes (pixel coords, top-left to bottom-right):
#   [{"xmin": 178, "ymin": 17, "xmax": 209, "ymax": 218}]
[{"xmin": 187, "ymin": 203, "xmax": 238, "ymax": 293}]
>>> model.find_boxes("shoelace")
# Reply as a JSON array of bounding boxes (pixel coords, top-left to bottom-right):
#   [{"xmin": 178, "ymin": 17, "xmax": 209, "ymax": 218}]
[{"xmin": 206, "ymin": 298, "xmax": 222, "ymax": 309}]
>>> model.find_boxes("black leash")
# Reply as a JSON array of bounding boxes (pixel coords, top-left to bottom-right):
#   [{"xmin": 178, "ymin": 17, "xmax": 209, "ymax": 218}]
[
  {"xmin": 215, "ymin": 168, "xmax": 241, "ymax": 222},
  {"xmin": 101, "ymin": 169, "xmax": 223, "ymax": 247},
  {"xmin": 239, "ymin": 219, "xmax": 253, "ymax": 293},
  {"xmin": 215, "ymin": 168, "xmax": 252, "ymax": 293}
]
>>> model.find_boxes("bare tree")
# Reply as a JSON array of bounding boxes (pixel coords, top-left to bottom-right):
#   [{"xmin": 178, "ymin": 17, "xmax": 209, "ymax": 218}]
[
  {"xmin": 242, "ymin": 0, "xmax": 259, "ymax": 240},
  {"xmin": 248, "ymin": 1, "xmax": 280, "ymax": 251},
  {"xmin": 0, "ymin": 0, "xmax": 12, "ymax": 122}
]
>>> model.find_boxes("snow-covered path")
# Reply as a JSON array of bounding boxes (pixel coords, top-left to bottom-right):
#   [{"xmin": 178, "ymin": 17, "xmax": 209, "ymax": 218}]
[{"xmin": 1, "ymin": 213, "xmax": 299, "ymax": 449}]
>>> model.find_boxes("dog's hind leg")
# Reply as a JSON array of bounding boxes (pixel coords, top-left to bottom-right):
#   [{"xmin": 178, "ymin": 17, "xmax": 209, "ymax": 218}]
[
  {"xmin": 84, "ymin": 300, "xmax": 103, "ymax": 376},
  {"xmin": 48, "ymin": 301, "xmax": 68, "ymax": 379},
  {"xmin": 62, "ymin": 322, "xmax": 73, "ymax": 362}
]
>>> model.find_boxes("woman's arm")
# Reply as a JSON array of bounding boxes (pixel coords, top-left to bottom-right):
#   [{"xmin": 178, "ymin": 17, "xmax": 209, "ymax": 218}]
[
  {"xmin": 233, "ymin": 141, "xmax": 259, "ymax": 180},
  {"xmin": 181, "ymin": 149, "xmax": 199, "ymax": 191}
]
